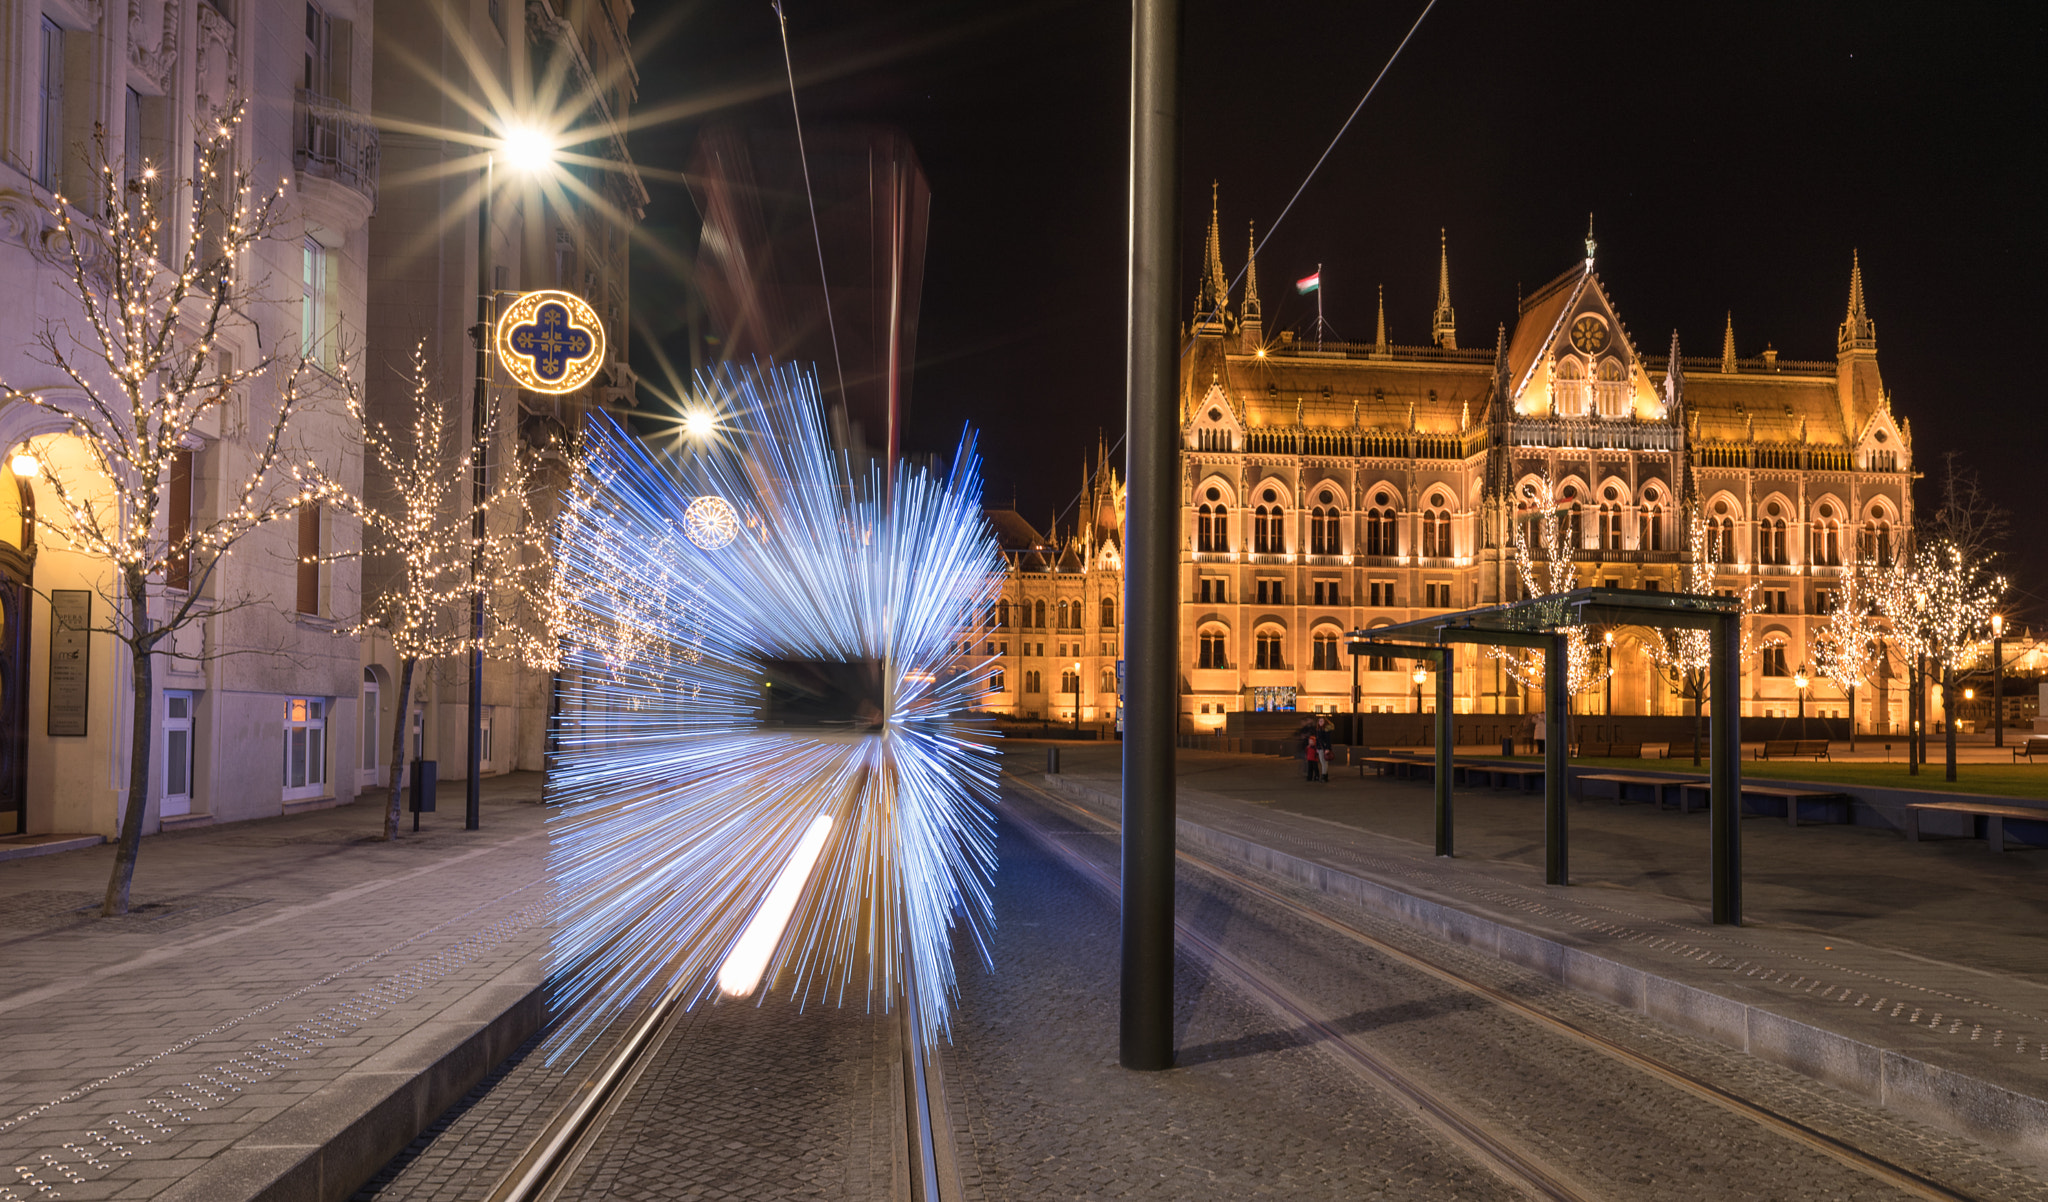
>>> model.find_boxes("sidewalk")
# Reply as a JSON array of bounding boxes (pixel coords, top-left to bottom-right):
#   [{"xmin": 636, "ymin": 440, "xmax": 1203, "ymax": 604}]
[
  {"xmin": 0, "ymin": 775, "xmax": 554, "ymax": 1202},
  {"xmin": 1022, "ymin": 742, "xmax": 2048, "ymax": 1163}
]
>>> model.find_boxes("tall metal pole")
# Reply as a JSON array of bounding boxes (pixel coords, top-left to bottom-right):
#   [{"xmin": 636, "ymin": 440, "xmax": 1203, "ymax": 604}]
[
  {"xmin": 1121, "ymin": 0, "xmax": 1180, "ymax": 1073},
  {"xmin": 1710, "ymin": 612, "xmax": 1742, "ymax": 924},
  {"xmin": 466, "ymin": 154, "xmax": 493, "ymax": 831},
  {"xmin": 1992, "ymin": 627, "xmax": 2004, "ymax": 749}
]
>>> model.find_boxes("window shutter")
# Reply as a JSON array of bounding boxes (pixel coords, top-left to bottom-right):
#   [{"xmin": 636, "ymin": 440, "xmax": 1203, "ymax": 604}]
[
  {"xmin": 167, "ymin": 449, "xmax": 193, "ymax": 590},
  {"xmin": 297, "ymin": 503, "xmax": 320, "ymax": 613}
]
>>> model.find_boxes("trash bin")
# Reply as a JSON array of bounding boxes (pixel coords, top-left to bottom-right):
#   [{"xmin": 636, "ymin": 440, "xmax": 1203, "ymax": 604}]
[{"xmin": 409, "ymin": 760, "xmax": 437, "ymax": 812}]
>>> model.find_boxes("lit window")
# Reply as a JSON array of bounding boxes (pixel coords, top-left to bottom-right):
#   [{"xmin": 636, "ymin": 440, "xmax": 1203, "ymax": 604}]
[{"xmin": 282, "ymin": 696, "xmax": 328, "ymax": 800}]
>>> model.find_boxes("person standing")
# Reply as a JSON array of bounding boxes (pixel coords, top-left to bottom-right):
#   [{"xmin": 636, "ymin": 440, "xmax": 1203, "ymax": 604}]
[
  {"xmin": 1315, "ymin": 716, "xmax": 1334, "ymax": 782},
  {"xmin": 1297, "ymin": 716, "xmax": 1319, "ymax": 782}
]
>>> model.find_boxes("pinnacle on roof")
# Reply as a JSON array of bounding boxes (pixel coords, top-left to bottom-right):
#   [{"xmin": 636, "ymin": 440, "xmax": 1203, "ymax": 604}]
[
  {"xmin": 1838, "ymin": 250, "xmax": 1876, "ymax": 352},
  {"xmin": 1193, "ymin": 181, "xmax": 1231, "ymax": 331},
  {"xmin": 1431, "ymin": 229, "xmax": 1457, "ymax": 350},
  {"xmin": 1584, "ymin": 213, "xmax": 1597, "ymax": 264},
  {"xmin": 1374, "ymin": 284, "xmax": 1388, "ymax": 353},
  {"xmin": 1720, "ymin": 312, "xmax": 1737, "ymax": 374},
  {"xmin": 1242, "ymin": 221, "xmax": 1262, "ymax": 326}
]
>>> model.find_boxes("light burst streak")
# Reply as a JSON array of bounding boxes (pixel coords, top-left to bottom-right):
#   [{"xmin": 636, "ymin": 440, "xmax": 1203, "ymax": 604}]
[{"xmin": 546, "ymin": 362, "xmax": 1003, "ymax": 1052}]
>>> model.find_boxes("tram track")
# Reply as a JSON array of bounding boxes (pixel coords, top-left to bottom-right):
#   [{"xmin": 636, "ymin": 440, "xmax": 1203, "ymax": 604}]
[{"xmin": 1003, "ymin": 770, "xmax": 1979, "ymax": 1202}]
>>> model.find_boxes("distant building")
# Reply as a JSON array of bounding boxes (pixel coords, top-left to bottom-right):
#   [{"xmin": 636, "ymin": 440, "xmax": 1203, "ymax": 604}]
[{"xmin": 980, "ymin": 189, "xmax": 1917, "ymax": 734}]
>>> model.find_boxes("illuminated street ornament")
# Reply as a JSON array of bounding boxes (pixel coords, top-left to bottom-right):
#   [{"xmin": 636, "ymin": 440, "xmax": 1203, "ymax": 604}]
[
  {"xmin": 493, "ymin": 289, "xmax": 605, "ymax": 394},
  {"xmin": 545, "ymin": 362, "xmax": 1005, "ymax": 1054},
  {"xmin": 683, "ymin": 495, "xmax": 739, "ymax": 550}
]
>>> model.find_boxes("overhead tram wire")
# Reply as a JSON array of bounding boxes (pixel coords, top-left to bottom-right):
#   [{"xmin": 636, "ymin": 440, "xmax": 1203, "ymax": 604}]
[
  {"xmin": 771, "ymin": 1, "xmax": 851, "ymax": 416},
  {"xmin": 1041, "ymin": 0, "xmax": 1438, "ymax": 541}
]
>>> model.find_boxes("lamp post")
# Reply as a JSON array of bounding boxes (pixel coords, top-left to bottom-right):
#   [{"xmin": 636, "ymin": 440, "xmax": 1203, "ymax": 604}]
[
  {"xmin": 1073, "ymin": 661, "xmax": 1082, "ymax": 733},
  {"xmin": 1413, "ymin": 665, "xmax": 1427, "ymax": 715},
  {"xmin": 464, "ymin": 126, "xmax": 554, "ymax": 832},
  {"xmin": 1991, "ymin": 613, "xmax": 2005, "ymax": 748},
  {"xmin": 1794, "ymin": 665, "xmax": 1808, "ymax": 741},
  {"xmin": 1346, "ymin": 629, "xmax": 1365, "ymax": 745}
]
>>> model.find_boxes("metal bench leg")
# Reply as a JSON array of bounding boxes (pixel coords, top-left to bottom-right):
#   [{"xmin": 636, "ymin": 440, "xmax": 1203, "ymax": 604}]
[{"xmin": 1989, "ymin": 816, "xmax": 2005, "ymax": 854}]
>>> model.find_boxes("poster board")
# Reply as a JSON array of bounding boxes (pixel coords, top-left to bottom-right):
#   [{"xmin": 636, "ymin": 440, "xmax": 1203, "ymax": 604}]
[{"xmin": 48, "ymin": 590, "xmax": 90, "ymax": 736}]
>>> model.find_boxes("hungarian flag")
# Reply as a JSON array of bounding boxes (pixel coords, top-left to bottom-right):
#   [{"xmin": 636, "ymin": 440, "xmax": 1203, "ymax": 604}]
[{"xmin": 1295, "ymin": 271, "xmax": 1320, "ymax": 294}]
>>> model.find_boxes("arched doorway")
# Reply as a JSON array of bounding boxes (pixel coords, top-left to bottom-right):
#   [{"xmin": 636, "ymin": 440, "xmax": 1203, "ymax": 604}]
[{"xmin": 0, "ymin": 464, "xmax": 35, "ymax": 834}]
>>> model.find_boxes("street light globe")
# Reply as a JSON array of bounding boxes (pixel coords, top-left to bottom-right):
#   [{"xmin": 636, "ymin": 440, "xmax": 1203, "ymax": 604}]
[
  {"xmin": 1965, "ymin": 688, "xmax": 1975, "ymax": 701},
  {"xmin": 1794, "ymin": 668, "xmax": 1808, "ymax": 690},
  {"xmin": 1412, "ymin": 667, "xmax": 1428, "ymax": 685},
  {"xmin": 8, "ymin": 451, "xmax": 36, "ymax": 479},
  {"xmin": 683, "ymin": 409, "xmax": 716, "ymax": 439},
  {"xmin": 500, "ymin": 125, "xmax": 555, "ymax": 173},
  {"xmin": 1991, "ymin": 613, "xmax": 2004, "ymax": 637}
]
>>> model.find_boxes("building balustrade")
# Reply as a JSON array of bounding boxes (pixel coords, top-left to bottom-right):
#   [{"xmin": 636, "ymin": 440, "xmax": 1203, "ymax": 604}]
[{"xmin": 293, "ymin": 89, "xmax": 380, "ymax": 208}]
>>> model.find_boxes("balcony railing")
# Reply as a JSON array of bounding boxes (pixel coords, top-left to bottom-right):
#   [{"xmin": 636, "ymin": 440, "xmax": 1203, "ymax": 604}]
[{"xmin": 294, "ymin": 89, "xmax": 379, "ymax": 208}]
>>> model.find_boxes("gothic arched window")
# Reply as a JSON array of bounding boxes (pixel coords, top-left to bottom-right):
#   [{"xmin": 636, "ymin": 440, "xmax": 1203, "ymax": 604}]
[
  {"xmin": 1255, "ymin": 627, "xmax": 1285, "ymax": 670},
  {"xmin": 1312, "ymin": 629, "xmax": 1340, "ymax": 670},
  {"xmin": 1554, "ymin": 357, "xmax": 1589, "ymax": 417},
  {"xmin": 1253, "ymin": 488, "xmax": 1284, "ymax": 554},
  {"xmin": 1812, "ymin": 502, "xmax": 1841, "ymax": 566},
  {"xmin": 1759, "ymin": 501, "xmax": 1789, "ymax": 565},
  {"xmin": 1309, "ymin": 489, "xmax": 1341, "ymax": 554},
  {"xmin": 1594, "ymin": 357, "xmax": 1628, "ymax": 418},
  {"xmin": 1100, "ymin": 597, "xmax": 1115, "ymax": 628},
  {"xmin": 1365, "ymin": 489, "xmax": 1396, "ymax": 557},
  {"xmin": 1195, "ymin": 485, "xmax": 1227, "ymax": 552},
  {"xmin": 1198, "ymin": 626, "xmax": 1229, "ymax": 670},
  {"xmin": 1033, "ymin": 600, "xmax": 1046, "ymax": 629}
]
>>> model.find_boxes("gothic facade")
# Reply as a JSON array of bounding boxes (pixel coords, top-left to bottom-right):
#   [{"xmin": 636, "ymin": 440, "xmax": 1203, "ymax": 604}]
[{"xmin": 982, "ymin": 191, "xmax": 1915, "ymax": 734}]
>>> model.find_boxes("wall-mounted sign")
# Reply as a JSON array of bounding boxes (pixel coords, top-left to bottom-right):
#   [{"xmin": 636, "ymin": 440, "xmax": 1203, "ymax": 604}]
[
  {"xmin": 1251, "ymin": 685, "xmax": 1296, "ymax": 713},
  {"xmin": 48, "ymin": 590, "xmax": 90, "ymax": 736},
  {"xmin": 494, "ymin": 289, "xmax": 606, "ymax": 394}
]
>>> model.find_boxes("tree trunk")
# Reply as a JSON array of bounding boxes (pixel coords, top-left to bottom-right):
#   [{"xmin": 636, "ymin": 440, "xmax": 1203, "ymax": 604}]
[
  {"xmin": 1942, "ymin": 665, "xmax": 1958, "ymax": 782},
  {"xmin": 1691, "ymin": 674, "xmax": 1705, "ymax": 767},
  {"xmin": 1847, "ymin": 684, "xmax": 1857, "ymax": 753},
  {"xmin": 103, "ymin": 569, "xmax": 155, "ymax": 917},
  {"xmin": 383, "ymin": 656, "xmax": 418, "ymax": 840}
]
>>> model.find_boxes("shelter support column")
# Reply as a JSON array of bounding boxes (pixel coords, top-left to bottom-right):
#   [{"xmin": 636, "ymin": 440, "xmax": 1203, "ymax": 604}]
[
  {"xmin": 1435, "ymin": 646, "xmax": 1453, "ymax": 857},
  {"xmin": 1545, "ymin": 634, "xmax": 1567, "ymax": 885},
  {"xmin": 1711, "ymin": 612, "xmax": 1743, "ymax": 924}
]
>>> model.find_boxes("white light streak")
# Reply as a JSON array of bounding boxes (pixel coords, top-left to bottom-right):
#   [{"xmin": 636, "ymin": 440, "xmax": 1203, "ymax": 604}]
[
  {"xmin": 544, "ymin": 362, "xmax": 1004, "ymax": 1054},
  {"xmin": 718, "ymin": 812, "xmax": 834, "ymax": 997}
]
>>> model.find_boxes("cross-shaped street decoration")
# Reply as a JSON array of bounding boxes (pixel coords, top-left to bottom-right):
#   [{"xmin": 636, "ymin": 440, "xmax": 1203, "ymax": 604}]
[{"xmin": 493, "ymin": 289, "xmax": 608, "ymax": 395}]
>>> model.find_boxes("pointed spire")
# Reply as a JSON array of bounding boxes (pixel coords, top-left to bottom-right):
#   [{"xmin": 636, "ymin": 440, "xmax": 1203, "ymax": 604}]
[
  {"xmin": 1584, "ymin": 213, "xmax": 1597, "ymax": 265},
  {"xmin": 1374, "ymin": 284, "xmax": 1388, "ymax": 353},
  {"xmin": 1242, "ymin": 222, "xmax": 1262, "ymax": 327},
  {"xmin": 1194, "ymin": 181, "xmax": 1231, "ymax": 332},
  {"xmin": 1720, "ymin": 311, "xmax": 1737, "ymax": 374},
  {"xmin": 1838, "ymin": 250, "xmax": 1876, "ymax": 352},
  {"xmin": 1431, "ymin": 229, "xmax": 1457, "ymax": 350},
  {"xmin": 1665, "ymin": 328, "xmax": 1685, "ymax": 409}
]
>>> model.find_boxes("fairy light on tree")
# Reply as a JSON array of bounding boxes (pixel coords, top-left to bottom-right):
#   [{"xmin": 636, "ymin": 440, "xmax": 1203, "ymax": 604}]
[
  {"xmin": 1811, "ymin": 559, "xmax": 1882, "ymax": 752},
  {"xmin": 0, "ymin": 108, "xmax": 351, "ymax": 916},
  {"xmin": 1491, "ymin": 475, "xmax": 1609, "ymax": 706},
  {"xmin": 1645, "ymin": 506, "xmax": 1759, "ymax": 764},
  {"xmin": 1876, "ymin": 544, "xmax": 2006, "ymax": 783},
  {"xmin": 351, "ymin": 341, "xmax": 542, "ymax": 840}
]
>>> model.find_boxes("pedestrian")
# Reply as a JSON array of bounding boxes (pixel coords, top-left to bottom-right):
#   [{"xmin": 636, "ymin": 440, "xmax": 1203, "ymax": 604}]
[
  {"xmin": 1297, "ymin": 717, "xmax": 1318, "ymax": 782},
  {"xmin": 1315, "ymin": 716, "xmax": 1334, "ymax": 781}
]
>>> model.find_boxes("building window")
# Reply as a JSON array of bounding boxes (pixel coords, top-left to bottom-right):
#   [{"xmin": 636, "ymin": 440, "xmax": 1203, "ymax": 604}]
[
  {"xmin": 1864, "ymin": 517, "xmax": 1892, "ymax": 566},
  {"xmin": 1256, "ymin": 579, "xmax": 1283, "ymax": 605},
  {"xmin": 1255, "ymin": 630, "xmax": 1284, "ymax": 670},
  {"xmin": 38, "ymin": 19, "xmax": 65, "ymax": 191},
  {"xmin": 1554, "ymin": 357, "xmax": 1589, "ymax": 417},
  {"xmin": 1421, "ymin": 501, "xmax": 1450, "ymax": 558},
  {"xmin": 1312, "ymin": 631, "xmax": 1340, "ymax": 670},
  {"xmin": 1033, "ymin": 600, "xmax": 1045, "ymax": 629},
  {"xmin": 1812, "ymin": 503, "xmax": 1841, "ymax": 566},
  {"xmin": 1365, "ymin": 492, "xmax": 1396, "ymax": 556},
  {"xmin": 164, "ymin": 691, "xmax": 194, "ymax": 817},
  {"xmin": 1025, "ymin": 669, "xmax": 1042, "ymax": 694},
  {"xmin": 1762, "ymin": 588, "xmax": 1790, "ymax": 615},
  {"xmin": 361, "ymin": 668, "xmax": 379, "ymax": 781},
  {"xmin": 1101, "ymin": 668, "xmax": 1115, "ymax": 693},
  {"xmin": 1309, "ymin": 498, "xmax": 1340, "ymax": 554},
  {"xmin": 1594, "ymin": 357, "xmax": 1627, "ymax": 418},
  {"xmin": 282, "ymin": 696, "xmax": 327, "ymax": 800},
  {"xmin": 1059, "ymin": 667, "xmax": 1080, "ymax": 695},
  {"xmin": 301, "ymin": 237, "xmax": 332, "ymax": 364},
  {"xmin": 166, "ymin": 449, "xmax": 194, "ymax": 591},
  {"xmin": 1815, "ymin": 588, "xmax": 1837, "ymax": 614},
  {"xmin": 1369, "ymin": 582, "xmax": 1395, "ymax": 607},
  {"xmin": 1641, "ymin": 503, "xmax": 1664, "ymax": 552},
  {"xmin": 1100, "ymin": 597, "xmax": 1115, "ymax": 628},
  {"xmin": 997, "ymin": 600, "xmax": 1009, "ymax": 627},
  {"xmin": 1759, "ymin": 501, "xmax": 1788, "ymax": 565},
  {"xmin": 990, "ymin": 669, "xmax": 1005, "ymax": 693},
  {"xmin": 297, "ymin": 503, "xmax": 321, "ymax": 614},
  {"xmin": 1057, "ymin": 599, "xmax": 1070, "ymax": 629},
  {"xmin": 1198, "ymin": 629, "xmax": 1228, "ymax": 670},
  {"xmin": 1312, "ymin": 580, "xmax": 1339, "ymax": 605},
  {"xmin": 1761, "ymin": 643, "xmax": 1790, "ymax": 678},
  {"xmin": 1196, "ymin": 498, "xmax": 1228, "ymax": 552},
  {"xmin": 1200, "ymin": 577, "xmax": 1228, "ymax": 604},
  {"xmin": 1253, "ymin": 498, "xmax": 1284, "ymax": 553},
  {"xmin": 480, "ymin": 705, "xmax": 495, "ymax": 766}
]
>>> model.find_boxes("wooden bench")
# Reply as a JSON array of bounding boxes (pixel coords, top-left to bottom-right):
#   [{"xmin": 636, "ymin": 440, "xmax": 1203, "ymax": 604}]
[
  {"xmin": 1462, "ymin": 763, "xmax": 1546, "ymax": 792},
  {"xmin": 2013, "ymin": 736, "xmax": 2048, "ymax": 763},
  {"xmin": 1577, "ymin": 772, "xmax": 1697, "ymax": 807},
  {"xmin": 1576, "ymin": 742, "xmax": 1643, "ymax": 759},
  {"xmin": 1663, "ymin": 740, "xmax": 1701, "ymax": 760},
  {"xmin": 1753, "ymin": 739, "xmax": 1831, "ymax": 761},
  {"xmin": 1678, "ymin": 781, "xmax": 1852, "ymax": 824},
  {"xmin": 1906, "ymin": 801, "xmax": 2048, "ymax": 853}
]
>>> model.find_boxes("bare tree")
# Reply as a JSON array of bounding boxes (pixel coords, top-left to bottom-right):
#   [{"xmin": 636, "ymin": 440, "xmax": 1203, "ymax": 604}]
[
  {"xmin": 1646, "ymin": 505, "xmax": 1759, "ymax": 764},
  {"xmin": 1811, "ymin": 559, "xmax": 1882, "ymax": 752},
  {"xmin": 1492, "ymin": 475, "xmax": 1609, "ymax": 707},
  {"xmin": 0, "ymin": 113, "xmax": 350, "ymax": 915},
  {"xmin": 1876, "ymin": 542, "xmax": 2007, "ymax": 783},
  {"xmin": 353, "ymin": 341, "xmax": 542, "ymax": 839}
]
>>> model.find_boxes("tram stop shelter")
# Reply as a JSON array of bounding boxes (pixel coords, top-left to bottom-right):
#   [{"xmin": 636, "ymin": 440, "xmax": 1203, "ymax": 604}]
[{"xmin": 1346, "ymin": 586, "xmax": 1749, "ymax": 924}]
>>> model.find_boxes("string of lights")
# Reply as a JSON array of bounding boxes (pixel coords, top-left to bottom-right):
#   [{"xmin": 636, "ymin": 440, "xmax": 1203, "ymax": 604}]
[{"xmin": 544, "ymin": 361, "xmax": 1003, "ymax": 1054}]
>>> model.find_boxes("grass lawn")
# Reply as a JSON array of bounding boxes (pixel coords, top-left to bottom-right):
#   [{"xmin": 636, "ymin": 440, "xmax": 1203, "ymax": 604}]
[{"xmin": 1549, "ymin": 755, "xmax": 2048, "ymax": 800}]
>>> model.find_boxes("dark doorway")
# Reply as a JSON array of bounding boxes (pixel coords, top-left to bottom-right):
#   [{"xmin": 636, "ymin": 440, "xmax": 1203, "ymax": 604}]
[{"xmin": 0, "ymin": 468, "xmax": 34, "ymax": 835}]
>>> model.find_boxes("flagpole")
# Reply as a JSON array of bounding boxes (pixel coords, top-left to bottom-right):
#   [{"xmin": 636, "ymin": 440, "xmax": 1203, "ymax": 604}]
[{"xmin": 1316, "ymin": 262, "xmax": 1324, "ymax": 350}]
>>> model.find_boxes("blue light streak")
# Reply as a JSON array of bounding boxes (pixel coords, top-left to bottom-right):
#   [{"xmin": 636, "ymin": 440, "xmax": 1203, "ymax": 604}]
[{"xmin": 545, "ymin": 362, "xmax": 1003, "ymax": 1051}]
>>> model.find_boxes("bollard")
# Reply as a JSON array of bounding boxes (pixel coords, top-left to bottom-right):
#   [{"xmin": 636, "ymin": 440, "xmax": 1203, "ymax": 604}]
[
  {"xmin": 1502, "ymin": 737, "xmax": 1515, "ymax": 758},
  {"xmin": 1047, "ymin": 746, "xmax": 1061, "ymax": 775}
]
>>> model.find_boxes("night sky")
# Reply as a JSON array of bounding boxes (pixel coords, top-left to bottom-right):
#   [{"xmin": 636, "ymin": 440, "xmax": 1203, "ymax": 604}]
[{"xmin": 626, "ymin": 1, "xmax": 2046, "ymax": 618}]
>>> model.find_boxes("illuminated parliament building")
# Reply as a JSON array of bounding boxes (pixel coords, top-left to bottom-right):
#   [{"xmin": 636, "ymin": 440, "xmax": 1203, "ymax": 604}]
[{"xmin": 979, "ymin": 191, "xmax": 1915, "ymax": 734}]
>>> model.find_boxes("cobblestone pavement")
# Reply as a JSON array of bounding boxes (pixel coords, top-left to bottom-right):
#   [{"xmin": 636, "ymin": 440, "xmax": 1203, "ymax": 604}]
[{"xmin": 0, "ymin": 779, "xmax": 552, "ymax": 1202}]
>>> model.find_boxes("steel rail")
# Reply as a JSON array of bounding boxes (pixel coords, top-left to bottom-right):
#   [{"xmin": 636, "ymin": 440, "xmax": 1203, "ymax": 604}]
[{"xmin": 1006, "ymin": 772, "xmax": 1975, "ymax": 1202}]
